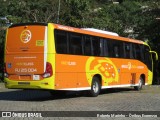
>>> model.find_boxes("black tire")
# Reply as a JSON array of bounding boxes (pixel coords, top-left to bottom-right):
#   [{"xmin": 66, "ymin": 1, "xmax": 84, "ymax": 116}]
[
  {"xmin": 88, "ymin": 77, "xmax": 101, "ymax": 97},
  {"xmin": 134, "ymin": 77, "xmax": 143, "ymax": 91}
]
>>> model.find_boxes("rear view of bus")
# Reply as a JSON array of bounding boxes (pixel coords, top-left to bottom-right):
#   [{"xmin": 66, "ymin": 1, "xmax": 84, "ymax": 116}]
[{"xmin": 4, "ymin": 23, "xmax": 54, "ymax": 90}]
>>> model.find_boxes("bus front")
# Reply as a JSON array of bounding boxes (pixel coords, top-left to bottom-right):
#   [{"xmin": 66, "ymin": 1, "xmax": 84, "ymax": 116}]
[{"xmin": 4, "ymin": 23, "xmax": 55, "ymax": 90}]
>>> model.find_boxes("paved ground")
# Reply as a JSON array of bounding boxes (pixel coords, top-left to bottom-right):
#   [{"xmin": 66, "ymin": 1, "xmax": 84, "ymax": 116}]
[{"xmin": 0, "ymin": 83, "xmax": 160, "ymax": 120}]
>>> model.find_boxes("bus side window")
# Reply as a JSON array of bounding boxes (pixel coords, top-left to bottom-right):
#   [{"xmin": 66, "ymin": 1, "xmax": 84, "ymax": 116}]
[
  {"xmin": 141, "ymin": 46, "xmax": 145, "ymax": 62},
  {"xmin": 103, "ymin": 39, "xmax": 109, "ymax": 57},
  {"xmin": 113, "ymin": 46, "xmax": 119, "ymax": 57},
  {"xmin": 132, "ymin": 44, "xmax": 136, "ymax": 59},
  {"xmin": 92, "ymin": 37, "xmax": 101, "ymax": 56},
  {"xmin": 55, "ymin": 30, "xmax": 68, "ymax": 54},
  {"xmin": 107, "ymin": 39, "xmax": 114, "ymax": 57},
  {"xmin": 135, "ymin": 44, "xmax": 142, "ymax": 60},
  {"xmin": 69, "ymin": 33, "xmax": 82, "ymax": 55},
  {"xmin": 124, "ymin": 43, "xmax": 131, "ymax": 59},
  {"xmin": 144, "ymin": 46, "xmax": 152, "ymax": 70},
  {"xmin": 113, "ymin": 41, "xmax": 124, "ymax": 58},
  {"xmin": 84, "ymin": 36, "xmax": 92, "ymax": 56}
]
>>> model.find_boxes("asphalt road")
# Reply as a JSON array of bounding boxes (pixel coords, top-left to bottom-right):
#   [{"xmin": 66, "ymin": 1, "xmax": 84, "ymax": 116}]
[{"xmin": 0, "ymin": 83, "xmax": 160, "ymax": 120}]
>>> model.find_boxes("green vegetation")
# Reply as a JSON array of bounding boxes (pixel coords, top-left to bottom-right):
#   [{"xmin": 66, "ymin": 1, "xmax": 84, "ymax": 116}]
[{"xmin": 0, "ymin": 0, "xmax": 160, "ymax": 83}]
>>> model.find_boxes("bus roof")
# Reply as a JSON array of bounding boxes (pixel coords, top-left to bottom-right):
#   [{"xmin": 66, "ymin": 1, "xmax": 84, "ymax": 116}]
[
  {"xmin": 8, "ymin": 23, "xmax": 145, "ymax": 45},
  {"xmin": 53, "ymin": 23, "xmax": 144, "ymax": 45},
  {"xmin": 81, "ymin": 28, "xmax": 119, "ymax": 36},
  {"xmin": 9, "ymin": 23, "xmax": 47, "ymax": 28}
]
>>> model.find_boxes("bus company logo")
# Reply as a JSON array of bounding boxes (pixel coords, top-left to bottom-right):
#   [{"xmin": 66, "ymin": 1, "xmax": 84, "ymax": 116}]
[
  {"xmin": 20, "ymin": 30, "xmax": 32, "ymax": 43},
  {"xmin": 128, "ymin": 62, "xmax": 132, "ymax": 70},
  {"xmin": 121, "ymin": 62, "xmax": 132, "ymax": 70}
]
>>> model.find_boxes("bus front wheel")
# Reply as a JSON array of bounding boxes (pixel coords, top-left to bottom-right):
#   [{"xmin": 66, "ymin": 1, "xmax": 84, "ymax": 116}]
[
  {"xmin": 134, "ymin": 77, "xmax": 143, "ymax": 91},
  {"xmin": 88, "ymin": 77, "xmax": 101, "ymax": 97}
]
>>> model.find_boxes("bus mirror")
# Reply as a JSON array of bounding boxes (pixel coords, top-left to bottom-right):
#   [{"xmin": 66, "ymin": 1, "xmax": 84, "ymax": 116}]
[{"xmin": 149, "ymin": 51, "xmax": 158, "ymax": 61}]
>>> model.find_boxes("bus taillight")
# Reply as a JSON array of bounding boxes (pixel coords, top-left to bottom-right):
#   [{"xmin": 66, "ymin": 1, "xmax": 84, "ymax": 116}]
[{"xmin": 43, "ymin": 62, "xmax": 53, "ymax": 78}]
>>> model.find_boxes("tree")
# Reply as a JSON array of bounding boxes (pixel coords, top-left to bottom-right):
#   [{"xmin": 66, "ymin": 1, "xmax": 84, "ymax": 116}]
[
  {"xmin": 62, "ymin": 0, "xmax": 90, "ymax": 27},
  {"xmin": 0, "ymin": 0, "xmax": 63, "ymax": 23},
  {"xmin": 20, "ymin": 0, "xmax": 60, "ymax": 23}
]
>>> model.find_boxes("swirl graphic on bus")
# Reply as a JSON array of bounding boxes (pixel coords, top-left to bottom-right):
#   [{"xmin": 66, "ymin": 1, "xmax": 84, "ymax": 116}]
[
  {"xmin": 20, "ymin": 30, "xmax": 32, "ymax": 43},
  {"xmin": 86, "ymin": 57, "xmax": 119, "ymax": 86}
]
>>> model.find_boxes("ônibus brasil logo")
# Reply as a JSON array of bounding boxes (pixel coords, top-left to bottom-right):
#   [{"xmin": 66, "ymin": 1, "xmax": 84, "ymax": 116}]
[{"xmin": 20, "ymin": 30, "xmax": 32, "ymax": 43}]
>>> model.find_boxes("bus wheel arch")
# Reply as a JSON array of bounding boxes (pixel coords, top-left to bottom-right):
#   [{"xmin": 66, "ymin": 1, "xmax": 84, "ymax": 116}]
[{"xmin": 88, "ymin": 74, "xmax": 102, "ymax": 97}]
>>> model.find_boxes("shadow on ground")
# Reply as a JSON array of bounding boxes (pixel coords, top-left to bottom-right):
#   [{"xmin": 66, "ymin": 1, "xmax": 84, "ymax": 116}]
[{"xmin": 0, "ymin": 87, "xmax": 135, "ymax": 101}]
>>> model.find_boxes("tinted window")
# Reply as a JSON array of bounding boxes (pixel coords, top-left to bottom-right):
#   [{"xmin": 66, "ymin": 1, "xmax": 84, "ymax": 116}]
[
  {"xmin": 107, "ymin": 40, "xmax": 114, "ymax": 57},
  {"xmin": 135, "ymin": 44, "xmax": 142, "ymax": 61},
  {"xmin": 131, "ymin": 43, "xmax": 136, "ymax": 59},
  {"xmin": 144, "ymin": 46, "xmax": 152, "ymax": 70},
  {"xmin": 55, "ymin": 29, "xmax": 146, "ymax": 60},
  {"xmin": 124, "ymin": 42, "xmax": 131, "ymax": 58},
  {"xmin": 103, "ymin": 39, "xmax": 109, "ymax": 57},
  {"xmin": 84, "ymin": 36, "xmax": 92, "ymax": 56},
  {"xmin": 92, "ymin": 37, "xmax": 101, "ymax": 56},
  {"xmin": 114, "ymin": 42, "xmax": 123, "ymax": 58},
  {"xmin": 108, "ymin": 39, "xmax": 124, "ymax": 58},
  {"xmin": 69, "ymin": 33, "xmax": 82, "ymax": 55},
  {"xmin": 55, "ymin": 30, "xmax": 68, "ymax": 54}
]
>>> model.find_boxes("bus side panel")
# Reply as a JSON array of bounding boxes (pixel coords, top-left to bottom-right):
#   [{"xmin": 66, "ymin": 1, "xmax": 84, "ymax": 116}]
[
  {"xmin": 54, "ymin": 55, "xmax": 120, "ymax": 90},
  {"xmin": 54, "ymin": 55, "xmax": 90, "ymax": 90},
  {"xmin": 111, "ymin": 59, "xmax": 148, "ymax": 85},
  {"xmin": 46, "ymin": 23, "xmax": 56, "ymax": 90}
]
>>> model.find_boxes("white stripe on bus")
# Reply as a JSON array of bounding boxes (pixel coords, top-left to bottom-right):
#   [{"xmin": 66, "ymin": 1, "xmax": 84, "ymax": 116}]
[
  {"xmin": 44, "ymin": 26, "xmax": 48, "ymax": 72},
  {"xmin": 58, "ymin": 83, "xmax": 148, "ymax": 91}
]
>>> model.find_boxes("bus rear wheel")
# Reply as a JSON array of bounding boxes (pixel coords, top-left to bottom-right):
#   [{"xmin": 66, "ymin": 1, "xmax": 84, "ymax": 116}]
[
  {"xmin": 134, "ymin": 77, "xmax": 143, "ymax": 91},
  {"xmin": 88, "ymin": 77, "xmax": 101, "ymax": 97}
]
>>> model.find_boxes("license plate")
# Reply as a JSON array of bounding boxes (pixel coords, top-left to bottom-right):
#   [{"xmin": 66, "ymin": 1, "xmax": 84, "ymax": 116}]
[{"xmin": 19, "ymin": 75, "xmax": 31, "ymax": 80}]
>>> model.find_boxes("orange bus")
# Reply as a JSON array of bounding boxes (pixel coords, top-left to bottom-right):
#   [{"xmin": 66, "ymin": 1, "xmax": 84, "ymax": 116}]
[{"xmin": 4, "ymin": 23, "xmax": 158, "ymax": 97}]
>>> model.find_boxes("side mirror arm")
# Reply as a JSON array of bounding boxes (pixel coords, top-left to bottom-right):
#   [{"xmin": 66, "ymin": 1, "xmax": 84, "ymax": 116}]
[{"xmin": 149, "ymin": 51, "xmax": 158, "ymax": 61}]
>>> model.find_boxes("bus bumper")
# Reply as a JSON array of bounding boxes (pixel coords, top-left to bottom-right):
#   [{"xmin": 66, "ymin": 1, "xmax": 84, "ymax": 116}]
[{"xmin": 4, "ymin": 77, "xmax": 54, "ymax": 90}]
